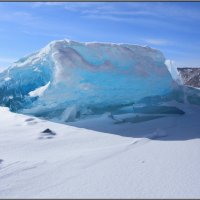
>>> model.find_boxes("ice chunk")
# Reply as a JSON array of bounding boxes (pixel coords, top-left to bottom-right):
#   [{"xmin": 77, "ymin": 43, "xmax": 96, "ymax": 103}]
[
  {"xmin": 60, "ymin": 105, "xmax": 78, "ymax": 122},
  {"xmin": 0, "ymin": 39, "xmax": 175, "ymax": 121},
  {"xmin": 165, "ymin": 60, "xmax": 182, "ymax": 85},
  {"xmin": 4, "ymin": 77, "xmax": 11, "ymax": 81},
  {"xmin": 29, "ymin": 82, "xmax": 50, "ymax": 97}
]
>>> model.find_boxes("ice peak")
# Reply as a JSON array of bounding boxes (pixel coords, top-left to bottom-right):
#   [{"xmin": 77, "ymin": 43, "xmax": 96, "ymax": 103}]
[
  {"xmin": 43, "ymin": 39, "xmax": 156, "ymax": 51},
  {"xmin": 165, "ymin": 60, "xmax": 182, "ymax": 85}
]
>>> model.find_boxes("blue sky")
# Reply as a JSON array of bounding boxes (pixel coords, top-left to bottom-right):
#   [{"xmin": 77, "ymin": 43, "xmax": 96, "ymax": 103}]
[{"xmin": 0, "ymin": 2, "xmax": 200, "ymax": 70}]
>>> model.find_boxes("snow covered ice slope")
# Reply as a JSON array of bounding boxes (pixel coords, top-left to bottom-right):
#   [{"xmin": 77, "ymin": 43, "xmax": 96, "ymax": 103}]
[
  {"xmin": 0, "ymin": 39, "xmax": 175, "ymax": 120},
  {"xmin": 0, "ymin": 101, "xmax": 200, "ymax": 198}
]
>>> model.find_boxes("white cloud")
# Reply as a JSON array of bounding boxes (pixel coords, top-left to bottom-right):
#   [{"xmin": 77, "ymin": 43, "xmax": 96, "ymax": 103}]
[
  {"xmin": 31, "ymin": 2, "xmax": 200, "ymax": 23},
  {"xmin": 22, "ymin": 30, "xmax": 71, "ymax": 39},
  {"xmin": 32, "ymin": 2, "xmax": 63, "ymax": 7},
  {"xmin": 29, "ymin": 2, "xmax": 200, "ymax": 34},
  {"xmin": 0, "ymin": 57, "xmax": 16, "ymax": 63},
  {"xmin": 0, "ymin": 57, "xmax": 16, "ymax": 68},
  {"xmin": 0, "ymin": 10, "xmax": 39, "ymax": 26},
  {"xmin": 84, "ymin": 14, "xmax": 132, "ymax": 22},
  {"xmin": 144, "ymin": 39, "xmax": 170, "ymax": 46}
]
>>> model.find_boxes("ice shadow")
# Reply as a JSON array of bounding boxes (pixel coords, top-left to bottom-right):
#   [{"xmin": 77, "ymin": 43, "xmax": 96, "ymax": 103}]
[{"xmin": 67, "ymin": 105, "xmax": 200, "ymax": 142}]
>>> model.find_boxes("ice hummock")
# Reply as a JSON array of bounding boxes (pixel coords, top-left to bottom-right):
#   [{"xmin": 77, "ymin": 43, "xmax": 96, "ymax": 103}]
[
  {"xmin": 0, "ymin": 39, "xmax": 176, "ymax": 120},
  {"xmin": 165, "ymin": 60, "xmax": 182, "ymax": 85}
]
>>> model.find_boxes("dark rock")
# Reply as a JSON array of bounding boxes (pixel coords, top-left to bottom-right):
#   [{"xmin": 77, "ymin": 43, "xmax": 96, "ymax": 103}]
[
  {"xmin": 41, "ymin": 128, "xmax": 56, "ymax": 135},
  {"xmin": 177, "ymin": 68, "xmax": 200, "ymax": 88}
]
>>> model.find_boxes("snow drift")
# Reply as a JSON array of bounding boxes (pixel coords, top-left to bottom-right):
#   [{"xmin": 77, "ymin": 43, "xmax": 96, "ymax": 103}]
[{"xmin": 0, "ymin": 39, "xmax": 176, "ymax": 120}]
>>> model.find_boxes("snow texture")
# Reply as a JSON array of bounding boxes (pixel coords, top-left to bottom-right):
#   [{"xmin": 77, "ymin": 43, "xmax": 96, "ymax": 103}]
[{"xmin": 0, "ymin": 101, "xmax": 200, "ymax": 198}]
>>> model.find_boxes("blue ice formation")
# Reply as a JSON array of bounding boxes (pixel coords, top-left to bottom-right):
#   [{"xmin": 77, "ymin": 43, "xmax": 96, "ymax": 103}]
[{"xmin": 0, "ymin": 39, "xmax": 176, "ymax": 121}]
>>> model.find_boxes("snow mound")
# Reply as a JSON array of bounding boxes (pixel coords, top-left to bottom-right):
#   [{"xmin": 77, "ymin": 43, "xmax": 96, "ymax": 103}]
[{"xmin": 1, "ymin": 103, "xmax": 200, "ymax": 198}]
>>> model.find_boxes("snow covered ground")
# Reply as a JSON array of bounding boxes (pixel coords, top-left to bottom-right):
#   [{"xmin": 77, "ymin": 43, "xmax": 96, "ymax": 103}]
[{"xmin": 0, "ymin": 101, "xmax": 200, "ymax": 198}]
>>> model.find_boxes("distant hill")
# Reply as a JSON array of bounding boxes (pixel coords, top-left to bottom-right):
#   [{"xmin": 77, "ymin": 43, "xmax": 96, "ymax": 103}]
[{"xmin": 177, "ymin": 68, "xmax": 200, "ymax": 88}]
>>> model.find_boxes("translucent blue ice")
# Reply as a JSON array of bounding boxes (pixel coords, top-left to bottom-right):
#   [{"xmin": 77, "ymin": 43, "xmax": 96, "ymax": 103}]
[{"xmin": 0, "ymin": 40, "xmax": 175, "ymax": 120}]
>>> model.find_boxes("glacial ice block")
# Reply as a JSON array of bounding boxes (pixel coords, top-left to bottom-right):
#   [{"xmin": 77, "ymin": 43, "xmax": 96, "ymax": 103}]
[{"xmin": 0, "ymin": 39, "xmax": 175, "ymax": 119}]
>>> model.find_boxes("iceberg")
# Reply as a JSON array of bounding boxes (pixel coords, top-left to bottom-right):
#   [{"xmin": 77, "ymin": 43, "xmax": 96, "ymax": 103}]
[{"xmin": 0, "ymin": 39, "xmax": 176, "ymax": 120}]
